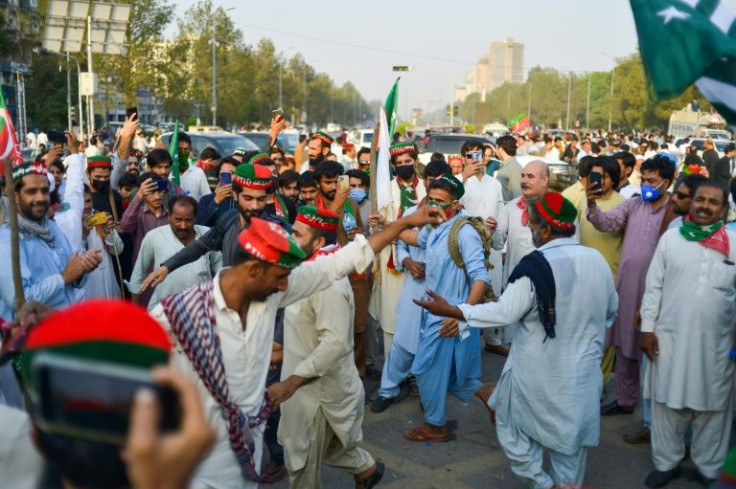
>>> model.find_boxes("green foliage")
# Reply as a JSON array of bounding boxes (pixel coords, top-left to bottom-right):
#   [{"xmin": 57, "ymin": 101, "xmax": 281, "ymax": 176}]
[{"xmin": 463, "ymin": 53, "xmax": 711, "ymax": 132}]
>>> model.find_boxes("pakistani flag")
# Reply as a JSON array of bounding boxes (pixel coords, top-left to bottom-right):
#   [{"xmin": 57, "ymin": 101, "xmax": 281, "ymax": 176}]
[
  {"xmin": 168, "ymin": 121, "xmax": 180, "ymax": 192},
  {"xmin": 630, "ymin": 0, "xmax": 736, "ymax": 128},
  {"xmin": 508, "ymin": 113, "xmax": 530, "ymax": 133},
  {"xmin": 384, "ymin": 78, "xmax": 400, "ymax": 137},
  {"xmin": 0, "ymin": 88, "xmax": 22, "ymax": 167}
]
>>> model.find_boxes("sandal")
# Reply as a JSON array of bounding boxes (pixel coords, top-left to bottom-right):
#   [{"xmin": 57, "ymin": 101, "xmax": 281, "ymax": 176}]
[
  {"xmin": 355, "ymin": 462, "xmax": 385, "ymax": 489},
  {"xmin": 403, "ymin": 426, "xmax": 449, "ymax": 443}
]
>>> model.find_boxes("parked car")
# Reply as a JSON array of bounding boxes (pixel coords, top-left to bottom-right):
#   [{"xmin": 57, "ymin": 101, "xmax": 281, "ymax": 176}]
[
  {"xmin": 681, "ymin": 138, "xmax": 731, "ymax": 158},
  {"xmin": 238, "ymin": 132, "xmax": 271, "ymax": 151},
  {"xmin": 516, "ymin": 155, "xmax": 577, "ymax": 192},
  {"xmin": 349, "ymin": 129, "xmax": 373, "ymax": 150}
]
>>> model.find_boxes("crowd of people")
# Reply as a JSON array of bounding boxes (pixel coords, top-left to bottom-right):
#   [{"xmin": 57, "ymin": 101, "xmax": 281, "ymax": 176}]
[{"xmin": 0, "ymin": 112, "xmax": 735, "ymax": 489}]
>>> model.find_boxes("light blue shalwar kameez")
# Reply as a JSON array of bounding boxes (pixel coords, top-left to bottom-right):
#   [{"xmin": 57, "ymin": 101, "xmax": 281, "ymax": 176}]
[
  {"xmin": 457, "ymin": 238, "xmax": 618, "ymax": 489},
  {"xmin": 411, "ymin": 211, "xmax": 489, "ymax": 427},
  {"xmin": 0, "ymin": 221, "xmax": 82, "ymax": 321},
  {"xmin": 378, "ymin": 206, "xmax": 425, "ymax": 399}
]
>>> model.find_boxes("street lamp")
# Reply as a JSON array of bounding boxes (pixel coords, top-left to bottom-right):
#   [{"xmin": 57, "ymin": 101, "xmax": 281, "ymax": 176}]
[
  {"xmin": 212, "ymin": 7, "xmax": 235, "ymax": 127},
  {"xmin": 278, "ymin": 47, "xmax": 296, "ymax": 111},
  {"xmin": 601, "ymin": 52, "xmax": 616, "ymax": 133}
]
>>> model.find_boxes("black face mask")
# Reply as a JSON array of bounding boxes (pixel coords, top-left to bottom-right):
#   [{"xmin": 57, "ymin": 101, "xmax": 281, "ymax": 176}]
[
  {"xmin": 395, "ymin": 165, "xmax": 415, "ymax": 180},
  {"xmin": 91, "ymin": 180, "xmax": 110, "ymax": 192}
]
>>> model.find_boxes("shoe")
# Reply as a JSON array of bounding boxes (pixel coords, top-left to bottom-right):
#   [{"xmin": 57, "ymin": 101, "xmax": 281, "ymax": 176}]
[
  {"xmin": 644, "ymin": 468, "xmax": 681, "ymax": 488},
  {"xmin": 484, "ymin": 343, "xmax": 509, "ymax": 356},
  {"xmin": 623, "ymin": 426, "xmax": 651, "ymax": 444},
  {"xmin": 371, "ymin": 396, "xmax": 393, "ymax": 413},
  {"xmin": 407, "ymin": 376, "xmax": 419, "ymax": 397},
  {"xmin": 690, "ymin": 469, "xmax": 716, "ymax": 487},
  {"xmin": 600, "ymin": 400, "xmax": 635, "ymax": 416},
  {"xmin": 355, "ymin": 462, "xmax": 385, "ymax": 489},
  {"xmin": 394, "ymin": 381, "xmax": 410, "ymax": 404}
]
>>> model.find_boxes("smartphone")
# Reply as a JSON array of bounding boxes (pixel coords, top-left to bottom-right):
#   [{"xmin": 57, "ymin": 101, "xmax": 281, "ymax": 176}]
[
  {"xmin": 338, "ymin": 174, "xmax": 350, "ymax": 190},
  {"xmin": 154, "ymin": 179, "xmax": 168, "ymax": 192},
  {"xmin": 470, "ymin": 150, "xmax": 483, "ymax": 162},
  {"xmin": 219, "ymin": 170, "xmax": 232, "ymax": 186},
  {"xmin": 48, "ymin": 130, "xmax": 66, "ymax": 144},
  {"xmin": 589, "ymin": 171, "xmax": 603, "ymax": 192},
  {"xmin": 126, "ymin": 106, "xmax": 138, "ymax": 121},
  {"xmin": 32, "ymin": 352, "xmax": 180, "ymax": 445}
]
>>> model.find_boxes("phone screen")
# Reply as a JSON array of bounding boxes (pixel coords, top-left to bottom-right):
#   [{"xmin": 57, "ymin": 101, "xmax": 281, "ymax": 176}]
[
  {"xmin": 589, "ymin": 171, "xmax": 603, "ymax": 191},
  {"xmin": 34, "ymin": 354, "xmax": 179, "ymax": 445},
  {"xmin": 219, "ymin": 170, "xmax": 232, "ymax": 185}
]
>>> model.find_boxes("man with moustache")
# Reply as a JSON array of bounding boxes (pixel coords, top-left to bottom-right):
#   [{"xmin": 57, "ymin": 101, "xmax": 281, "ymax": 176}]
[
  {"xmin": 640, "ymin": 183, "xmax": 736, "ymax": 488},
  {"xmin": 127, "ymin": 195, "xmax": 222, "ymax": 309},
  {"xmin": 138, "ymin": 163, "xmax": 280, "ymax": 292},
  {"xmin": 299, "ymin": 131, "xmax": 334, "ymax": 174}
]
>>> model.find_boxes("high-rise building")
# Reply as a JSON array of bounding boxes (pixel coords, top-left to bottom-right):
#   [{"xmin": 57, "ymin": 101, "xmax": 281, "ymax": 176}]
[{"xmin": 454, "ymin": 38, "xmax": 525, "ymax": 101}]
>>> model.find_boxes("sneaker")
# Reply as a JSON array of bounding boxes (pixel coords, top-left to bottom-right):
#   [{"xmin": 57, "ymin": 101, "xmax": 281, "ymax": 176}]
[
  {"xmin": 371, "ymin": 396, "xmax": 393, "ymax": 413},
  {"xmin": 644, "ymin": 468, "xmax": 681, "ymax": 488},
  {"xmin": 623, "ymin": 426, "xmax": 651, "ymax": 444}
]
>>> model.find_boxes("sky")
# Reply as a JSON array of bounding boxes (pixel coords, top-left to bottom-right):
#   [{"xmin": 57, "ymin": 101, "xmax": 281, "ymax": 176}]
[{"xmin": 163, "ymin": 0, "xmax": 709, "ymax": 120}]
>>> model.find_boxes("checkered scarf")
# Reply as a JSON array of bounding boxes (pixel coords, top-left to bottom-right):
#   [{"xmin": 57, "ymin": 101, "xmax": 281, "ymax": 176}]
[{"xmin": 160, "ymin": 282, "xmax": 273, "ymax": 482}]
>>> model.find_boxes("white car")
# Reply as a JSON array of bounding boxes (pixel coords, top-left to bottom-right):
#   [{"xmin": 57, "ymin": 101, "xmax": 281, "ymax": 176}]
[{"xmin": 349, "ymin": 129, "xmax": 373, "ymax": 150}]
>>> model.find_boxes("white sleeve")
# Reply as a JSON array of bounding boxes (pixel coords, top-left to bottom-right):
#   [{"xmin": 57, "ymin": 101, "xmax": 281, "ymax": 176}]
[{"xmin": 457, "ymin": 277, "xmax": 535, "ymax": 336}]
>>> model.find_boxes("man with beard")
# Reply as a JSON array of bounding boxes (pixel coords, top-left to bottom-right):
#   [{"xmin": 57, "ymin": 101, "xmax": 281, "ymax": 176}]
[
  {"xmin": 251, "ymin": 153, "xmax": 297, "ymax": 224},
  {"xmin": 640, "ymin": 183, "xmax": 736, "ymax": 488},
  {"xmin": 197, "ymin": 157, "xmax": 239, "ymax": 227},
  {"xmin": 298, "ymin": 172, "xmax": 319, "ymax": 206},
  {"xmin": 0, "ymin": 159, "xmax": 101, "ymax": 319},
  {"xmin": 278, "ymin": 170, "xmax": 301, "ymax": 205},
  {"xmin": 312, "ymin": 161, "xmax": 371, "ymax": 376},
  {"xmin": 138, "ymin": 163, "xmax": 279, "ymax": 291},
  {"xmin": 128, "ymin": 195, "xmax": 222, "ymax": 309},
  {"xmin": 149, "ymin": 205, "xmax": 444, "ymax": 488},
  {"xmin": 415, "ymin": 192, "xmax": 617, "ymax": 489},
  {"xmin": 662, "ymin": 174, "xmax": 709, "ymax": 233},
  {"xmin": 279, "ymin": 206, "xmax": 384, "ymax": 488},
  {"xmin": 299, "ymin": 131, "xmax": 333, "ymax": 174}
]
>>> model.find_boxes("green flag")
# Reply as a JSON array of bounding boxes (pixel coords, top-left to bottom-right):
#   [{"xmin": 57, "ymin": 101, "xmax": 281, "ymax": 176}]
[
  {"xmin": 629, "ymin": 0, "xmax": 736, "ymax": 128},
  {"xmin": 384, "ymin": 78, "xmax": 400, "ymax": 137},
  {"xmin": 168, "ymin": 122, "xmax": 180, "ymax": 191}
]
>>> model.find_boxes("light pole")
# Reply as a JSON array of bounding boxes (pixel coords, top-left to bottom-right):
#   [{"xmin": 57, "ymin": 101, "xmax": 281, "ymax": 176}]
[
  {"xmin": 211, "ymin": 7, "xmax": 235, "ymax": 127},
  {"xmin": 278, "ymin": 46, "xmax": 296, "ymax": 110},
  {"xmin": 601, "ymin": 52, "xmax": 616, "ymax": 133},
  {"xmin": 585, "ymin": 75, "xmax": 591, "ymax": 130},
  {"xmin": 565, "ymin": 71, "xmax": 572, "ymax": 131}
]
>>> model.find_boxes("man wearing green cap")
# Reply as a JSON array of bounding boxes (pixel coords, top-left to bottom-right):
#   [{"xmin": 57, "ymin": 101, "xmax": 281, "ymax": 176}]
[
  {"xmin": 416, "ymin": 192, "xmax": 617, "ymax": 489},
  {"xmin": 389, "ymin": 173, "xmax": 491, "ymax": 443},
  {"xmin": 278, "ymin": 206, "xmax": 383, "ymax": 488},
  {"xmin": 150, "ymin": 205, "xmax": 444, "ymax": 488},
  {"xmin": 639, "ymin": 183, "xmax": 736, "ymax": 488}
]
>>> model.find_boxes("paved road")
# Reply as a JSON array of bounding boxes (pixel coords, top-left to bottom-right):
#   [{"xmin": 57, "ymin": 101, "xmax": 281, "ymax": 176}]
[{"xmin": 275, "ymin": 352, "xmax": 714, "ymax": 488}]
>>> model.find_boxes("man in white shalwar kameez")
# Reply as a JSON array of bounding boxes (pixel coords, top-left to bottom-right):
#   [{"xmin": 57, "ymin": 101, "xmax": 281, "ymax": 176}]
[
  {"xmin": 459, "ymin": 143, "xmax": 504, "ymax": 351},
  {"xmin": 150, "ymin": 207, "xmax": 442, "ymax": 489},
  {"xmin": 639, "ymin": 183, "xmax": 736, "ymax": 488},
  {"xmin": 279, "ymin": 206, "xmax": 382, "ymax": 488},
  {"xmin": 416, "ymin": 192, "xmax": 617, "ymax": 489},
  {"xmin": 375, "ymin": 143, "xmax": 427, "ymax": 356},
  {"xmin": 486, "ymin": 160, "xmax": 549, "ymax": 350}
]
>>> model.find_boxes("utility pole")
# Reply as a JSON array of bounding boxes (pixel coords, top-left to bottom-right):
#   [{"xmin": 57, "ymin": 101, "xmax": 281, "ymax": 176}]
[
  {"xmin": 86, "ymin": 15, "xmax": 94, "ymax": 137},
  {"xmin": 527, "ymin": 83, "xmax": 531, "ymax": 123},
  {"xmin": 586, "ymin": 76, "xmax": 591, "ymax": 130},
  {"xmin": 66, "ymin": 52, "xmax": 72, "ymax": 132},
  {"xmin": 211, "ymin": 22, "xmax": 217, "ymax": 126},
  {"xmin": 608, "ymin": 70, "xmax": 614, "ymax": 133},
  {"xmin": 565, "ymin": 72, "xmax": 572, "ymax": 131}
]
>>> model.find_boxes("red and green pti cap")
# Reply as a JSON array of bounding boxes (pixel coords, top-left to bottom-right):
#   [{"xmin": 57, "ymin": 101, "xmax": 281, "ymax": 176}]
[
  {"xmin": 535, "ymin": 192, "xmax": 577, "ymax": 230},
  {"xmin": 296, "ymin": 205, "xmax": 339, "ymax": 232},
  {"xmin": 233, "ymin": 163, "xmax": 274, "ymax": 190},
  {"xmin": 21, "ymin": 300, "xmax": 171, "ymax": 388},
  {"xmin": 238, "ymin": 217, "xmax": 306, "ymax": 269}
]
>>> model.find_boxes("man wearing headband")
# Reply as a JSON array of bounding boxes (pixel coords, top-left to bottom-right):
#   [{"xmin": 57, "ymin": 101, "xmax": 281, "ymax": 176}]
[
  {"xmin": 150, "ymin": 205, "xmax": 444, "ymax": 488},
  {"xmin": 0, "ymin": 159, "xmax": 101, "ymax": 321},
  {"xmin": 278, "ymin": 206, "xmax": 383, "ymax": 488},
  {"xmin": 416, "ymin": 192, "xmax": 617, "ymax": 489},
  {"xmin": 299, "ymin": 131, "xmax": 334, "ymax": 174}
]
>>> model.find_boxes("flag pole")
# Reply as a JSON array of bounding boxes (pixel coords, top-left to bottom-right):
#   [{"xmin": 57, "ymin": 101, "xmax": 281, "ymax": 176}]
[
  {"xmin": 2, "ymin": 159, "xmax": 24, "ymax": 311},
  {"xmin": 368, "ymin": 120, "xmax": 380, "ymax": 219}
]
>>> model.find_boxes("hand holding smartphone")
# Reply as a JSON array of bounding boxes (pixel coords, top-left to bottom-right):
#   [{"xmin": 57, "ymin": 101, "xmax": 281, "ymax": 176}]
[
  {"xmin": 338, "ymin": 174, "xmax": 350, "ymax": 191},
  {"xmin": 588, "ymin": 171, "xmax": 603, "ymax": 194}
]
